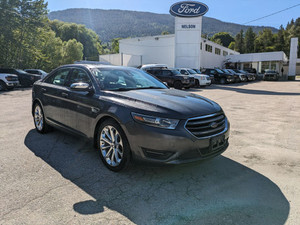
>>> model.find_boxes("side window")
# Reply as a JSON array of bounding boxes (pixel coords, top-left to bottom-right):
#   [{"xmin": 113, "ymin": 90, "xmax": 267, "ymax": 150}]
[
  {"xmin": 162, "ymin": 70, "xmax": 172, "ymax": 76},
  {"xmin": 44, "ymin": 69, "xmax": 70, "ymax": 86},
  {"xmin": 67, "ymin": 69, "xmax": 91, "ymax": 86},
  {"xmin": 180, "ymin": 70, "xmax": 188, "ymax": 75}
]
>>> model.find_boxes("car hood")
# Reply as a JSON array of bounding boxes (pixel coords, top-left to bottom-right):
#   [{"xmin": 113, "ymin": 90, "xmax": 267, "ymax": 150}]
[{"xmin": 102, "ymin": 89, "xmax": 222, "ymax": 119}]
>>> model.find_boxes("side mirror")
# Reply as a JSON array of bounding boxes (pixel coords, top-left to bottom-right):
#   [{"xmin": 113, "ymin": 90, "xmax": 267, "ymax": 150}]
[
  {"xmin": 163, "ymin": 82, "xmax": 169, "ymax": 88},
  {"xmin": 70, "ymin": 83, "xmax": 93, "ymax": 93}
]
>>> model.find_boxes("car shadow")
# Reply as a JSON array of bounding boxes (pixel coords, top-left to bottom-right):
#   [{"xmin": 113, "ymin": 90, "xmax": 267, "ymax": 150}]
[
  {"xmin": 204, "ymin": 83, "xmax": 300, "ymax": 96},
  {"xmin": 24, "ymin": 129, "xmax": 290, "ymax": 225}
]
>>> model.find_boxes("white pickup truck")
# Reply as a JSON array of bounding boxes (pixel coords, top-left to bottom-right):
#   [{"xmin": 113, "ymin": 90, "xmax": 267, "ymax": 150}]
[{"xmin": 0, "ymin": 73, "xmax": 19, "ymax": 91}]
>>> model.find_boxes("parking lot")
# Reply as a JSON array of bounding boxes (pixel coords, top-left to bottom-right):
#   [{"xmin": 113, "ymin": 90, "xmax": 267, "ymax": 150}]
[{"xmin": 0, "ymin": 80, "xmax": 300, "ymax": 225}]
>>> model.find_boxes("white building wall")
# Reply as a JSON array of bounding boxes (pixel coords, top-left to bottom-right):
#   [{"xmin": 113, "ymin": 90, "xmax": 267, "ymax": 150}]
[
  {"xmin": 99, "ymin": 54, "xmax": 121, "ymax": 66},
  {"xmin": 118, "ymin": 34, "xmax": 238, "ymax": 69},
  {"xmin": 119, "ymin": 35, "xmax": 175, "ymax": 67},
  {"xmin": 200, "ymin": 39, "xmax": 238, "ymax": 68}
]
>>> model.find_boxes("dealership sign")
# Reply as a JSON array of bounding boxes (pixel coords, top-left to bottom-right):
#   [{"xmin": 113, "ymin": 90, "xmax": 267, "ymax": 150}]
[{"xmin": 170, "ymin": 1, "xmax": 208, "ymax": 17}]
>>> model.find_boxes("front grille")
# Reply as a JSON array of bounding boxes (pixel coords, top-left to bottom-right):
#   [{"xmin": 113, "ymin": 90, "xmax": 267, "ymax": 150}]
[{"xmin": 185, "ymin": 113, "xmax": 227, "ymax": 138}]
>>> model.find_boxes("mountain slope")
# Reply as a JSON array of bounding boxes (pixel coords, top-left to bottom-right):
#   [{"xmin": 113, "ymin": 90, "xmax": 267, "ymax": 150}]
[{"xmin": 48, "ymin": 8, "xmax": 278, "ymax": 42}]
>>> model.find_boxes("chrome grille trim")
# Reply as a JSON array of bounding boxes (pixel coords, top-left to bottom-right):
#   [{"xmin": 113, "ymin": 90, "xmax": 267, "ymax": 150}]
[{"xmin": 184, "ymin": 112, "xmax": 228, "ymax": 139}]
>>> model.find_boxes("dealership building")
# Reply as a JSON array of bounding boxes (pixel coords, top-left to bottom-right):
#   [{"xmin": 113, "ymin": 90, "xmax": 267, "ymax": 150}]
[{"xmin": 99, "ymin": 2, "xmax": 299, "ymax": 79}]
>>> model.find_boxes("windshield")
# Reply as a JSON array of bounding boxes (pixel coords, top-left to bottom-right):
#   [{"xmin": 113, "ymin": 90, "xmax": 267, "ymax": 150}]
[
  {"xmin": 223, "ymin": 69, "xmax": 230, "ymax": 73},
  {"xmin": 16, "ymin": 69, "xmax": 28, "ymax": 74},
  {"xmin": 188, "ymin": 69, "xmax": 197, "ymax": 74},
  {"xmin": 239, "ymin": 70, "xmax": 247, "ymax": 73},
  {"xmin": 194, "ymin": 69, "xmax": 201, "ymax": 73},
  {"xmin": 215, "ymin": 69, "xmax": 224, "ymax": 73},
  {"xmin": 91, "ymin": 68, "xmax": 167, "ymax": 91},
  {"xmin": 171, "ymin": 70, "xmax": 181, "ymax": 75}
]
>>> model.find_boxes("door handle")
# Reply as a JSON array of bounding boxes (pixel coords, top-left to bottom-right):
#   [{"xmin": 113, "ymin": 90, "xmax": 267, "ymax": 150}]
[
  {"xmin": 41, "ymin": 88, "xmax": 46, "ymax": 93},
  {"xmin": 62, "ymin": 92, "xmax": 68, "ymax": 98}
]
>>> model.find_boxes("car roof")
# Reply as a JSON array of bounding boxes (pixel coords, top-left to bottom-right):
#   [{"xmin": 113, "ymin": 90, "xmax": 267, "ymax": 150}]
[
  {"xmin": 58, "ymin": 64, "xmax": 140, "ymax": 71},
  {"xmin": 140, "ymin": 64, "xmax": 168, "ymax": 69}
]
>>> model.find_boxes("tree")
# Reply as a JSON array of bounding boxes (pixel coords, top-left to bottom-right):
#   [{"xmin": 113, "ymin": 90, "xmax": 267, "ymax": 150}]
[
  {"xmin": 63, "ymin": 39, "xmax": 83, "ymax": 64},
  {"xmin": 111, "ymin": 38, "xmax": 120, "ymax": 54},
  {"xmin": 235, "ymin": 30, "xmax": 244, "ymax": 53},
  {"xmin": 228, "ymin": 42, "xmax": 235, "ymax": 50},
  {"xmin": 161, "ymin": 31, "xmax": 170, "ymax": 35},
  {"xmin": 0, "ymin": 0, "xmax": 48, "ymax": 68},
  {"xmin": 244, "ymin": 28, "xmax": 256, "ymax": 53},
  {"xmin": 211, "ymin": 32, "xmax": 235, "ymax": 48},
  {"xmin": 50, "ymin": 20, "xmax": 103, "ymax": 60}
]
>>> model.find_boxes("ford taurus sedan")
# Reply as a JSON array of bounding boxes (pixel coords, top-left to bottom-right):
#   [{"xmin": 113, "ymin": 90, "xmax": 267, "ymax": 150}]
[{"xmin": 32, "ymin": 65, "xmax": 230, "ymax": 171}]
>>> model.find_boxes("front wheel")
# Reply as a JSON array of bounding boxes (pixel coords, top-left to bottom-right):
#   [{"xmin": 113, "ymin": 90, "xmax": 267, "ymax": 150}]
[
  {"xmin": 0, "ymin": 81, "xmax": 7, "ymax": 91},
  {"xmin": 174, "ymin": 81, "xmax": 183, "ymax": 90},
  {"xmin": 97, "ymin": 119, "xmax": 131, "ymax": 172}
]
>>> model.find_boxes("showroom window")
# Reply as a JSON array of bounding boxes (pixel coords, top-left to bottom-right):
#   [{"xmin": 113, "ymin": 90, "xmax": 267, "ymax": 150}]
[
  {"xmin": 215, "ymin": 48, "xmax": 221, "ymax": 55},
  {"xmin": 223, "ymin": 51, "xmax": 228, "ymax": 56},
  {"xmin": 205, "ymin": 44, "xmax": 212, "ymax": 53}
]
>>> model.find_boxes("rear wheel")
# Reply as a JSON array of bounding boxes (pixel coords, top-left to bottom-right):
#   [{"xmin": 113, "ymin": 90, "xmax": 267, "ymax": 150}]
[
  {"xmin": 0, "ymin": 81, "xmax": 7, "ymax": 91},
  {"xmin": 174, "ymin": 81, "xmax": 183, "ymax": 90},
  {"xmin": 33, "ymin": 103, "xmax": 51, "ymax": 133},
  {"xmin": 97, "ymin": 119, "xmax": 131, "ymax": 172}
]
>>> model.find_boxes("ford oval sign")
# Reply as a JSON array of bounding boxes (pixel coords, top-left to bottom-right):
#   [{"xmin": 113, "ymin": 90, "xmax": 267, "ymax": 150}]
[{"xmin": 170, "ymin": 1, "xmax": 209, "ymax": 17}]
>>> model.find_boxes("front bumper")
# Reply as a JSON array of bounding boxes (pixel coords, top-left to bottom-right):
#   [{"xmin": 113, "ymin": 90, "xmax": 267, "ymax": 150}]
[
  {"xmin": 6, "ymin": 81, "xmax": 19, "ymax": 87},
  {"xmin": 124, "ymin": 119, "xmax": 230, "ymax": 164}
]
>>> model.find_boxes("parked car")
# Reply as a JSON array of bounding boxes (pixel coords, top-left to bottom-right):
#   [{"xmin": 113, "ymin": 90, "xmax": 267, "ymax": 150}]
[
  {"xmin": 0, "ymin": 68, "xmax": 41, "ymax": 87},
  {"xmin": 223, "ymin": 69, "xmax": 247, "ymax": 82},
  {"xmin": 32, "ymin": 64, "xmax": 230, "ymax": 171},
  {"xmin": 221, "ymin": 69, "xmax": 240, "ymax": 82},
  {"xmin": 25, "ymin": 69, "xmax": 48, "ymax": 79},
  {"xmin": 234, "ymin": 69, "xmax": 256, "ymax": 81},
  {"xmin": 264, "ymin": 70, "xmax": 279, "ymax": 81},
  {"xmin": 177, "ymin": 68, "xmax": 211, "ymax": 87},
  {"xmin": 202, "ymin": 68, "xmax": 235, "ymax": 84},
  {"xmin": 145, "ymin": 68, "xmax": 194, "ymax": 89},
  {"xmin": 0, "ymin": 73, "xmax": 19, "ymax": 91}
]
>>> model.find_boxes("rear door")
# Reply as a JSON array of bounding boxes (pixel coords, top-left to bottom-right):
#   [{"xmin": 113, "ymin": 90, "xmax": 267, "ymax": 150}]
[{"xmin": 42, "ymin": 68, "xmax": 71, "ymax": 127}]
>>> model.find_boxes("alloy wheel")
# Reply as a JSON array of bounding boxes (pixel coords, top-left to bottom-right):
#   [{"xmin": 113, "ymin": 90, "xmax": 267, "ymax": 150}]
[{"xmin": 100, "ymin": 125, "xmax": 124, "ymax": 167}]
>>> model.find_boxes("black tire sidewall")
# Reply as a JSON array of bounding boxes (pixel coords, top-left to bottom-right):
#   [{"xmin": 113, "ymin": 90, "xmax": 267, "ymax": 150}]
[
  {"xmin": 97, "ymin": 119, "xmax": 131, "ymax": 172},
  {"xmin": 0, "ymin": 81, "xmax": 7, "ymax": 91},
  {"xmin": 174, "ymin": 81, "xmax": 183, "ymax": 89}
]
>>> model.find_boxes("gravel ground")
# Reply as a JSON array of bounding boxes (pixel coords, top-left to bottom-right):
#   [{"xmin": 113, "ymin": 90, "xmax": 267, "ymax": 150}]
[{"xmin": 0, "ymin": 80, "xmax": 299, "ymax": 225}]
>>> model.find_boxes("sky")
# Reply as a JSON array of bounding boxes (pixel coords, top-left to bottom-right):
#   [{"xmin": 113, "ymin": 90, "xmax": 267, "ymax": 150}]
[{"xmin": 46, "ymin": 0, "xmax": 300, "ymax": 28}]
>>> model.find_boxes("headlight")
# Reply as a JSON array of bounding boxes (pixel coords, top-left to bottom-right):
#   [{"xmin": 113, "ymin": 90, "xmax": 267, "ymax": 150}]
[{"xmin": 132, "ymin": 112, "xmax": 179, "ymax": 130}]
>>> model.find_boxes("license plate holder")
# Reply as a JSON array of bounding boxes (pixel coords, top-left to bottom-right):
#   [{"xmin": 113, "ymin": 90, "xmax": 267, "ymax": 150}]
[{"xmin": 210, "ymin": 135, "xmax": 225, "ymax": 152}]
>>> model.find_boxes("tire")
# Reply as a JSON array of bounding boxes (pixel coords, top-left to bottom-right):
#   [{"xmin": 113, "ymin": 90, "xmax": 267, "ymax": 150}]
[
  {"xmin": 33, "ymin": 102, "xmax": 51, "ymax": 134},
  {"xmin": 174, "ymin": 81, "xmax": 183, "ymax": 90},
  {"xmin": 195, "ymin": 80, "xmax": 200, "ymax": 87},
  {"xmin": 0, "ymin": 81, "xmax": 7, "ymax": 91},
  {"xmin": 97, "ymin": 119, "xmax": 131, "ymax": 172},
  {"xmin": 220, "ymin": 78, "xmax": 226, "ymax": 84}
]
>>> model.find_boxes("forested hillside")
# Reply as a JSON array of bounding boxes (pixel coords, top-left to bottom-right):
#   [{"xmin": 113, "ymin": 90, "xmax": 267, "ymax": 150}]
[{"xmin": 49, "ymin": 8, "xmax": 278, "ymax": 42}]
